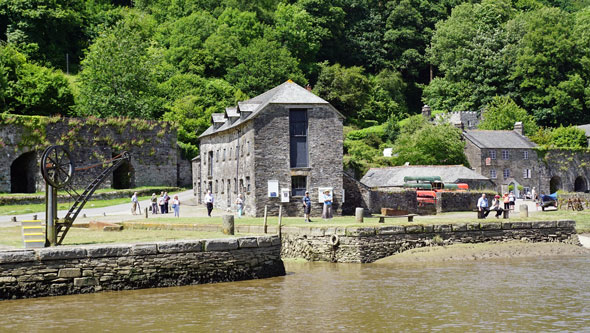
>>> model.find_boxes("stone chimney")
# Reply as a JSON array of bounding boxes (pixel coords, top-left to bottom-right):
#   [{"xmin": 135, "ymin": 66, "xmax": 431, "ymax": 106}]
[
  {"xmin": 514, "ymin": 122, "xmax": 524, "ymax": 136},
  {"xmin": 421, "ymin": 105, "xmax": 431, "ymax": 119},
  {"xmin": 305, "ymin": 84, "xmax": 312, "ymax": 92}
]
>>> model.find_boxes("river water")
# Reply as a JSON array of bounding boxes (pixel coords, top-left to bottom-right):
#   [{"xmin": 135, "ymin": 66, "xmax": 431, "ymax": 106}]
[{"xmin": 2, "ymin": 256, "xmax": 590, "ymax": 332}]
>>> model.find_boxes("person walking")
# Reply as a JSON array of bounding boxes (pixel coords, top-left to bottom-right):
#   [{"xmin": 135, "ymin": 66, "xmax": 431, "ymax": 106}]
[
  {"xmin": 477, "ymin": 193, "xmax": 490, "ymax": 218},
  {"xmin": 235, "ymin": 194, "xmax": 244, "ymax": 218},
  {"xmin": 205, "ymin": 190, "xmax": 214, "ymax": 217},
  {"xmin": 322, "ymin": 190, "xmax": 333, "ymax": 220},
  {"xmin": 172, "ymin": 195, "xmax": 180, "ymax": 217},
  {"xmin": 131, "ymin": 192, "xmax": 139, "ymax": 215},
  {"xmin": 150, "ymin": 193, "xmax": 158, "ymax": 214},
  {"xmin": 302, "ymin": 191, "xmax": 312, "ymax": 222}
]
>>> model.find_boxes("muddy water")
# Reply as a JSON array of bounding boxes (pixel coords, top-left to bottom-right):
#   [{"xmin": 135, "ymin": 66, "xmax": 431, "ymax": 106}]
[{"xmin": 2, "ymin": 256, "xmax": 590, "ymax": 332}]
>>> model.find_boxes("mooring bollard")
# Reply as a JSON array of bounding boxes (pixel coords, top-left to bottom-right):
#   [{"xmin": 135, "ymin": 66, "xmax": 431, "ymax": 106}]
[
  {"xmin": 11, "ymin": 216, "xmax": 17, "ymax": 223},
  {"xmin": 222, "ymin": 215, "xmax": 235, "ymax": 235},
  {"xmin": 278, "ymin": 205, "xmax": 283, "ymax": 237},
  {"xmin": 145, "ymin": 207, "xmax": 148, "ymax": 218},
  {"xmin": 503, "ymin": 209, "xmax": 509, "ymax": 219},
  {"xmin": 355, "ymin": 207, "xmax": 364, "ymax": 223},
  {"xmin": 263, "ymin": 205, "xmax": 268, "ymax": 234},
  {"xmin": 33, "ymin": 214, "xmax": 37, "ymax": 220},
  {"xmin": 520, "ymin": 204, "xmax": 529, "ymax": 218}
]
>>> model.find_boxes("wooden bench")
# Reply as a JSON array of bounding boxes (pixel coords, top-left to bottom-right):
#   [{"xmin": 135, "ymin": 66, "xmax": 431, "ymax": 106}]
[{"xmin": 377, "ymin": 214, "xmax": 418, "ymax": 223}]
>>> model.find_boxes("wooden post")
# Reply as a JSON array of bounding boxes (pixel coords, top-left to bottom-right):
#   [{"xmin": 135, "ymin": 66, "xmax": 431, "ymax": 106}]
[
  {"xmin": 263, "ymin": 205, "xmax": 268, "ymax": 234},
  {"xmin": 278, "ymin": 205, "xmax": 282, "ymax": 237},
  {"xmin": 145, "ymin": 207, "xmax": 148, "ymax": 219}
]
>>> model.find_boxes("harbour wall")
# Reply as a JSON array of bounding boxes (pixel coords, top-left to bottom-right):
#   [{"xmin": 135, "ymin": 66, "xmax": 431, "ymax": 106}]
[
  {"xmin": 0, "ymin": 236, "xmax": 284, "ymax": 300},
  {"xmin": 280, "ymin": 220, "xmax": 577, "ymax": 263}
]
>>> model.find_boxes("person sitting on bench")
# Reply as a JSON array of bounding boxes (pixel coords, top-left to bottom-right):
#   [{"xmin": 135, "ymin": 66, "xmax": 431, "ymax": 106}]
[
  {"xmin": 477, "ymin": 193, "xmax": 490, "ymax": 218},
  {"xmin": 490, "ymin": 194, "xmax": 504, "ymax": 218}
]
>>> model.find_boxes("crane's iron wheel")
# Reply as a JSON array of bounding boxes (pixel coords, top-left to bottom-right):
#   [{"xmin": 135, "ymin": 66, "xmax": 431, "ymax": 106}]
[{"xmin": 41, "ymin": 145, "xmax": 75, "ymax": 188}]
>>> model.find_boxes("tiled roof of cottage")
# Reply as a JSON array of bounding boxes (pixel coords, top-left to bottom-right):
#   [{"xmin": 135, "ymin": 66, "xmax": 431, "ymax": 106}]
[
  {"xmin": 225, "ymin": 106, "xmax": 239, "ymax": 118},
  {"xmin": 360, "ymin": 165, "xmax": 489, "ymax": 188},
  {"xmin": 199, "ymin": 81, "xmax": 343, "ymax": 138},
  {"xmin": 577, "ymin": 124, "xmax": 590, "ymax": 137},
  {"xmin": 463, "ymin": 130, "xmax": 537, "ymax": 149},
  {"xmin": 211, "ymin": 113, "xmax": 226, "ymax": 123}
]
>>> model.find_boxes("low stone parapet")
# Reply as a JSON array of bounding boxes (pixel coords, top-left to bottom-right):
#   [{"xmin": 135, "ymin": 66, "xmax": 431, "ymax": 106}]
[
  {"xmin": 281, "ymin": 220, "xmax": 577, "ymax": 263},
  {"xmin": 0, "ymin": 235, "xmax": 284, "ymax": 300}
]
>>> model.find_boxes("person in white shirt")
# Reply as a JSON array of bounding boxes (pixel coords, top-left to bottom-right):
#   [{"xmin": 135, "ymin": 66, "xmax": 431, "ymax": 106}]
[
  {"xmin": 477, "ymin": 193, "xmax": 490, "ymax": 218},
  {"xmin": 131, "ymin": 192, "xmax": 139, "ymax": 215},
  {"xmin": 172, "ymin": 195, "xmax": 180, "ymax": 217},
  {"xmin": 205, "ymin": 190, "xmax": 214, "ymax": 217}
]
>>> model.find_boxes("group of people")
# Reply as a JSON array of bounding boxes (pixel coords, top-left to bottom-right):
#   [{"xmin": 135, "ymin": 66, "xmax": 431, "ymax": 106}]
[
  {"xmin": 302, "ymin": 190, "xmax": 333, "ymax": 222},
  {"xmin": 477, "ymin": 191, "xmax": 517, "ymax": 218},
  {"xmin": 130, "ymin": 191, "xmax": 180, "ymax": 217}
]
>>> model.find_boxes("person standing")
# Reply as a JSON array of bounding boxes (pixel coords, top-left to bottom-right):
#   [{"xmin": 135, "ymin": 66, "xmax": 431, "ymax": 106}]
[
  {"xmin": 302, "ymin": 191, "xmax": 312, "ymax": 222},
  {"xmin": 322, "ymin": 190, "xmax": 333, "ymax": 220},
  {"xmin": 131, "ymin": 192, "xmax": 139, "ymax": 215},
  {"xmin": 150, "ymin": 193, "xmax": 158, "ymax": 214},
  {"xmin": 509, "ymin": 191, "xmax": 516, "ymax": 210},
  {"xmin": 477, "ymin": 193, "xmax": 490, "ymax": 218},
  {"xmin": 503, "ymin": 193, "xmax": 510, "ymax": 210},
  {"xmin": 205, "ymin": 190, "xmax": 214, "ymax": 217},
  {"xmin": 159, "ymin": 192, "xmax": 166, "ymax": 214},
  {"xmin": 164, "ymin": 192, "xmax": 170, "ymax": 214},
  {"xmin": 531, "ymin": 187, "xmax": 537, "ymax": 202},
  {"xmin": 235, "ymin": 194, "xmax": 244, "ymax": 218},
  {"xmin": 172, "ymin": 195, "xmax": 180, "ymax": 217}
]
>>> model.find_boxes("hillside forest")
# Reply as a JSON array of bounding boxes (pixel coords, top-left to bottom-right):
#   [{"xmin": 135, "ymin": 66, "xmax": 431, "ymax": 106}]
[{"xmin": 1, "ymin": 0, "xmax": 590, "ymax": 177}]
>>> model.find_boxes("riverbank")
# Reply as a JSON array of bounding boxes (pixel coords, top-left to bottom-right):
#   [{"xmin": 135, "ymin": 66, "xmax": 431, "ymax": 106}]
[{"xmin": 375, "ymin": 239, "xmax": 590, "ymax": 263}]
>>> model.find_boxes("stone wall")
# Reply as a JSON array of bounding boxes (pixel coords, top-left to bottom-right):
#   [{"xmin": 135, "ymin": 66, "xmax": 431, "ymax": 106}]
[
  {"xmin": 0, "ymin": 236, "xmax": 284, "ymax": 300},
  {"xmin": 437, "ymin": 191, "xmax": 492, "ymax": 212},
  {"xmin": 342, "ymin": 172, "xmax": 371, "ymax": 215},
  {"xmin": 368, "ymin": 189, "xmax": 418, "ymax": 214},
  {"xmin": 280, "ymin": 220, "xmax": 577, "ymax": 263},
  {"xmin": 0, "ymin": 115, "xmax": 190, "ymax": 193}
]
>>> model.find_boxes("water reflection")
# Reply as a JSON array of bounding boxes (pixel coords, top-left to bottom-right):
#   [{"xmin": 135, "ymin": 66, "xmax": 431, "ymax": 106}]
[{"xmin": 2, "ymin": 256, "xmax": 590, "ymax": 332}]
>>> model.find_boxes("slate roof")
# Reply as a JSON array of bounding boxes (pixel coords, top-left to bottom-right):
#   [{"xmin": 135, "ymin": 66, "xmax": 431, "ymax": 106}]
[
  {"xmin": 211, "ymin": 113, "xmax": 226, "ymax": 123},
  {"xmin": 360, "ymin": 165, "xmax": 489, "ymax": 188},
  {"xmin": 199, "ymin": 81, "xmax": 343, "ymax": 138},
  {"xmin": 577, "ymin": 124, "xmax": 590, "ymax": 137},
  {"xmin": 225, "ymin": 107, "xmax": 239, "ymax": 118},
  {"xmin": 463, "ymin": 130, "xmax": 537, "ymax": 149}
]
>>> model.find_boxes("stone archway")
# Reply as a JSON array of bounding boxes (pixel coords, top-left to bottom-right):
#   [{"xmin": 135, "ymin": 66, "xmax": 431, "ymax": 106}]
[
  {"xmin": 574, "ymin": 176, "xmax": 587, "ymax": 192},
  {"xmin": 550, "ymin": 176, "xmax": 561, "ymax": 194},
  {"xmin": 10, "ymin": 151, "xmax": 37, "ymax": 193},
  {"xmin": 112, "ymin": 153, "xmax": 135, "ymax": 189}
]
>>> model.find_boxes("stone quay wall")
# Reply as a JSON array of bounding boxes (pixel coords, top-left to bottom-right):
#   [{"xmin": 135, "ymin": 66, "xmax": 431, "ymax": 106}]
[
  {"xmin": 437, "ymin": 191, "xmax": 492, "ymax": 213},
  {"xmin": 280, "ymin": 220, "xmax": 577, "ymax": 263},
  {"xmin": 0, "ymin": 236, "xmax": 285, "ymax": 300}
]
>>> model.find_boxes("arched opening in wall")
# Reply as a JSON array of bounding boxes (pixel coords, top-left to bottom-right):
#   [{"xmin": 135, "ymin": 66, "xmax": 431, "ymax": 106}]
[
  {"xmin": 112, "ymin": 153, "xmax": 135, "ymax": 189},
  {"xmin": 574, "ymin": 176, "xmax": 588, "ymax": 192},
  {"xmin": 10, "ymin": 151, "xmax": 37, "ymax": 193},
  {"xmin": 550, "ymin": 176, "xmax": 561, "ymax": 194}
]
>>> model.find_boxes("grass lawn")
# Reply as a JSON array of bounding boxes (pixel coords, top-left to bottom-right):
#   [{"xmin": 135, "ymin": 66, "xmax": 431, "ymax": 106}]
[
  {"xmin": 0, "ymin": 226, "xmax": 249, "ymax": 248},
  {"xmin": 120, "ymin": 209, "xmax": 590, "ymax": 232},
  {"xmin": 0, "ymin": 186, "xmax": 182, "ymax": 198},
  {"xmin": 0, "ymin": 195, "xmax": 154, "ymax": 216}
]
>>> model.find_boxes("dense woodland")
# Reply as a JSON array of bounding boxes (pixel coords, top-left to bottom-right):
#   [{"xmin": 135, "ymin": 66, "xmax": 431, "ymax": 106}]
[{"xmin": 1, "ymin": 0, "xmax": 590, "ymax": 176}]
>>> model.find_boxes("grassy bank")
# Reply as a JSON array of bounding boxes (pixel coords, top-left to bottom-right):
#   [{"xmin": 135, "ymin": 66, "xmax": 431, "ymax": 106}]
[{"xmin": 0, "ymin": 226, "xmax": 248, "ymax": 248}]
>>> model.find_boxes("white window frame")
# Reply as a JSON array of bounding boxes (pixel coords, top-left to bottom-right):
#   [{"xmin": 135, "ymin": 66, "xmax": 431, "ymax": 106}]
[
  {"xmin": 503, "ymin": 168, "xmax": 510, "ymax": 178},
  {"xmin": 502, "ymin": 150, "xmax": 509, "ymax": 160},
  {"xmin": 489, "ymin": 150, "xmax": 496, "ymax": 160},
  {"xmin": 523, "ymin": 150, "xmax": 529, "ymax": 160},
  {"xmin": 490, "ymin": 169, "xmax": 497, "ymax": 179}
]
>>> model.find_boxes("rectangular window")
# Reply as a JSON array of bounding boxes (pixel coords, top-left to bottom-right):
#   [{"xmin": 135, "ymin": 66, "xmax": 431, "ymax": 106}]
[
  {"xmin": 234, "ymin": 178, "xmax": 238, "ymax": 193},
  {"xmin": 247, "ymin": 140, "xmax": 251, "ymax": 155},
  {"xmin": 208, "ymin": 181, "xmax": 212, "ymax": 193},
  {"xmin": 221, "ymin": 179, "xmax": 225, "ymax": 193},
  {"xmin": 227, "ymin": 180, "xmax": 231, "ymax": 197},
  {"xmin": 290, "ymin": 109, "xmax": 309, "ymax": 168},
  {"xmin": 291, "ymin": 176, "xmax": 307, "ymax": 196},
  {"xmin": 236, "ymin": 145, "xmax": 239, "ymax": 159},
  {"xmin": 208, "ymin": 151, "xmax": 213, "ymax": 177},
  {"xmin": 239, "ymin": 179, "xmax": 244, "ymax": 192},
  {"xmin": 523, "ymin": 150, "xmax": 529, "ymax": 160},
  {"xmin": 490, "ymin": 169, "xmax": 497, "ymax": 179},
  {"xmin": 524, "ymin": 187, "xmax": 530, "ymax": 195},
  {"xmin": 246, "ymin": 177, "xmax": 251, "ymax": 192},
  {"xmin": 223, "ymin": 148, "xmax": 226, "ymax": 161},
  {"xmin": 523, "ymin": 169, "xmax": 531, "ymax": 179},
  {"xmin": 503, "ymin": 168, "xmax": 510, "ymax": 178},
  {"xmin": 216, "ymin": 150, "xmax": 219, "ymax": 162},
  {"xmin": 215, "ymin": 180, "xmax": 218, "ymax": 193},
  {"xmin": 502, "ymin": 150, "xmax": 509, "ymax": 160},
  {"xmin": 489, "ymin": 150, "xmax": 496, "ymax": 160}
]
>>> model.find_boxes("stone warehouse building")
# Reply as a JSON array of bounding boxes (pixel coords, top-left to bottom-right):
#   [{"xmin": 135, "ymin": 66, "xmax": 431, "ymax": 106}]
[
  {"xmin": 194, "ymin": 80, "xmax": 344, "ymax": 217},
  {"xmin": 463, "ymin": 122, "xmax": 539, "ymax": 197},
  {"xmin": 0, "ymin": 115, "xmax": 191, "ymax": 193}
]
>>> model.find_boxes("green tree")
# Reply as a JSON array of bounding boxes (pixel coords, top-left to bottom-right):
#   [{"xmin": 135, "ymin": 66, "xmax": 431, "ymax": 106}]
[
  {"xmin": 478, "ymin": 96, "xmax": 538, "ymax": 136},
  {"xmin": 224, "ymin": 38, "xmax": 306, "ymax": 96},
  {"xmin": 548, "ymin": 125, "xmax": 587, "ymax": 148},
  {"xmin": 393, "ymin": 116, "xmax": 469, "ymax": 166},
  {"xmin": 313, "ymin": 62, "xmax": 371, "ymax": 121},
  {"xmin": 77, "ymin": 12, "xmax": 166, "ymax": 119},
  {"xmin": 0, "ymin": 44, "xmax": 74, "ymax": 115},
  {"xmin": 358, "ymin": 69, "xmax": 408, "ymax": 124}
]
